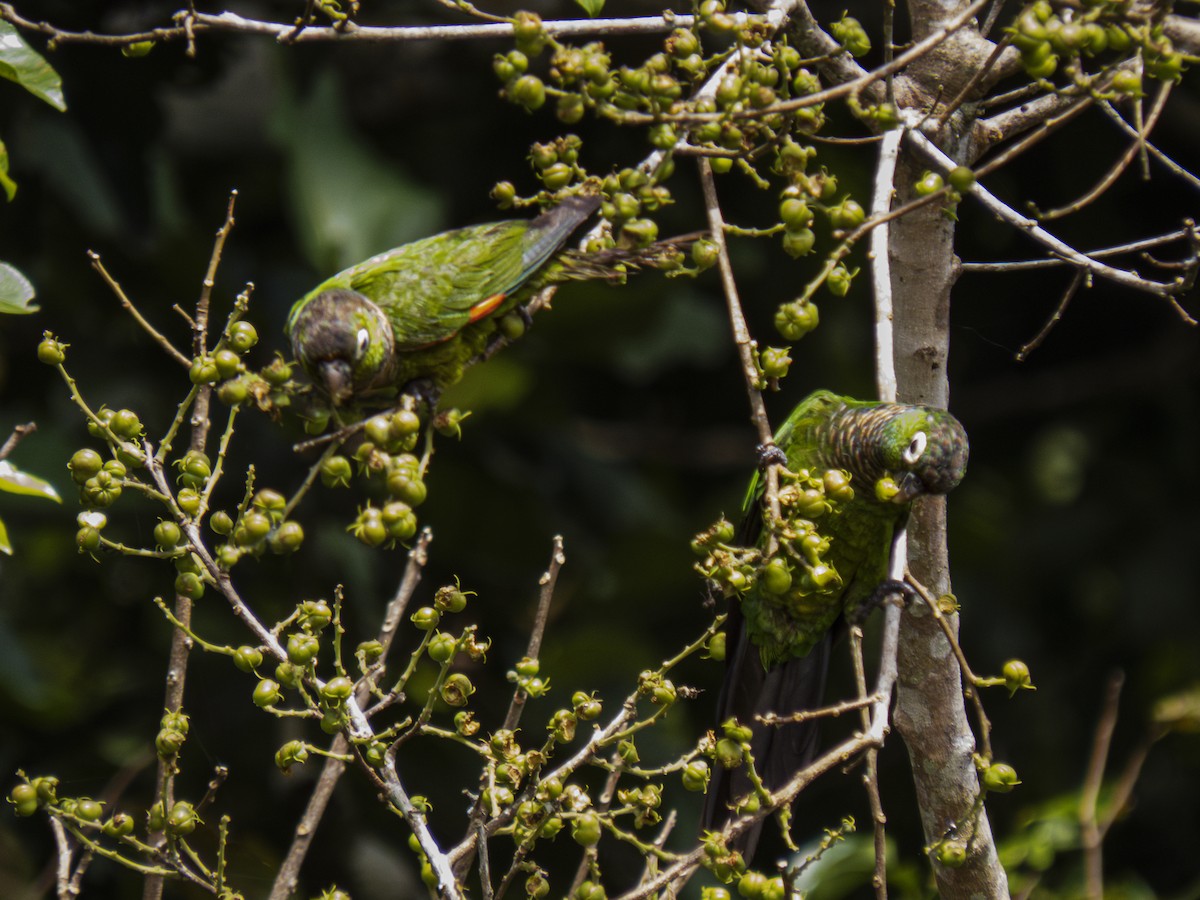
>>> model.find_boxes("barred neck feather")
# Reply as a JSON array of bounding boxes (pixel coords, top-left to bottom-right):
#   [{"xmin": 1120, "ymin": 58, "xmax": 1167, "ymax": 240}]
[{"xmin": 813, "ymin": 402, "xmax": 899, "ymax": 486}]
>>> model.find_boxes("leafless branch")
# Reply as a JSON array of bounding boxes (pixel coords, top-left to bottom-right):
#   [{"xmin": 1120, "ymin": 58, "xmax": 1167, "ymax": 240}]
[
  {"xmin": 0, "ymin": 421, "xmax": 36, "ymax": 460},
  {"xmin": 1016, "ymin": 268, "xmax": 1087, "ymax": 361},
  {"xmin": 1080, "ymin": 672, "xmax": 1124, "ymax": 900},
  {"xmin": 0, "ymin": 4, "xmax": 694, "ymax": 46},
  {"xmin": 909, "ymin": 128, "xmax": 1198, "ymax": 320},
  {"xmin": 268, "ymin": 531, "xmax": 433, "ymax": 900}
]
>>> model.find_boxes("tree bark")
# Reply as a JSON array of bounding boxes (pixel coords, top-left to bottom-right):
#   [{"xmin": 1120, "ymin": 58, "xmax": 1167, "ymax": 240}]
[{"xmin": 890, "ymin": 164, "xmax": 1010, "ymax": 897}]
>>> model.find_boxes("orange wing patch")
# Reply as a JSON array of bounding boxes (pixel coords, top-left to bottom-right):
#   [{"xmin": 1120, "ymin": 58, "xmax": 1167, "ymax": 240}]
[{"xmin": 468, "ymin": 293, "xmax": 507, "ymax": 323}]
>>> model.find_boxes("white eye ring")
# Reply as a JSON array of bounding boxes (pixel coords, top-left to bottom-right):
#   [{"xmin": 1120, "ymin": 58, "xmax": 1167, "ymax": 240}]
[
  {"xmin": 355, "ymin": 327, "xmax": 371, "ymax": 358},
  {"xmin": 902, "ymin": 431, "xmax": 927, "ymax": 465}
]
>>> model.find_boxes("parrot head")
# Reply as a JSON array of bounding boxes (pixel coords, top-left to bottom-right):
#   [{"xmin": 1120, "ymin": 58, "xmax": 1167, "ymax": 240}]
[
  {"xmin": 878, "ymin": 406, "xmax": 968, "ymax": 502},
  {"xmin": 289, "ymin": 288, "xmax": 394, "ymax": 405}
]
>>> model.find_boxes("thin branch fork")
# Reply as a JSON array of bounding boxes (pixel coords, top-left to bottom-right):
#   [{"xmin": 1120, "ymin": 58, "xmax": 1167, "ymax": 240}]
[
  {"xmin": 0, "ymin": 4, "xmax": 694, "ymax": 45},
  {"xmin": 908, "ymin": 128, "xmax": 1198, "ymax": 323}
]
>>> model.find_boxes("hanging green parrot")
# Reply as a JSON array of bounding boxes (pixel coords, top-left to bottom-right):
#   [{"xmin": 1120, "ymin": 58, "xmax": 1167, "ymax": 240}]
[
  {"xmin": 286, "ymin": 195, "xmax": 685, "ymax": 406},
  {"xmin": 701, "ymin": 389, "xmax": 969, "ymax": 856}
]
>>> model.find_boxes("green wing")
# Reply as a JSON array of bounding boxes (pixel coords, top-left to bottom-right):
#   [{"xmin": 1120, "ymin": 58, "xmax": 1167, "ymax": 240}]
[
  {"xmin": 302, "ymin": 197, "xmax": 599, "ymax": 351},
  {"xmin": 741, "ymin": 390, "xmax": 845, "ymax": 513}
]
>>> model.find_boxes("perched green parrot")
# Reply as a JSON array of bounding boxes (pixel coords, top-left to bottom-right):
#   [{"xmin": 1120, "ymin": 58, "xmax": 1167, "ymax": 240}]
[
  {"xmin": 286, "ymin": 195, "xmax": 682, "ymax": 406},
  {"xmin": 701, "ymin": 390, "xmax": 969, "ymax": 856}
]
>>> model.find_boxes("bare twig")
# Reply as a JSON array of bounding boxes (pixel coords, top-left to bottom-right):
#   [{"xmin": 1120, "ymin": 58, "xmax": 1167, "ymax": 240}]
[
  {"xmin": 87, "ymin": 253, "xmax": 190, "ymax": 367},
  {"xmin": 268, "ymin": 532, "xmax": 433, "ymax": 900},
  {"xmin": 0, "ymin": 4, "xmax": 694, "ymax": 46},
  {"xmin": 1037, "ymin": 85, "xmax": 1172, "ymax": 221},
  {"xmin": 871, "ymin": 122, "xmax": 905, "ymax": 403},
  {"xmin": 697, "ymin": 157, "xmax": 781, "ymax": 528},
  {"xmin": 1016, "ymin": 268, "xmax": 1087, "ymax": 361},
  {"xmin": 0, "ymin": 421, "xmax": 36, "ymax": 460},
  {"xmin": 501, "ymin": 535, "xmax": 566, "ymax": 733},
  {"xmin": 909, "ymin": 128, "xmax": 1198, "ymax": 321},
  {"xmin": 960, "ymin": 224, "xmax": 1200, "ymax": 272},
  {"xmin": 1080, "ymin": 672, "xmax": 1124, "ymax": 900},
  {"xmin": 1100, "ymin": 93, "xmax": 1200, "ymax": 194},
  {"xmin": 850, "ymin": 625, "xmax": 889, "ymax": 900}
]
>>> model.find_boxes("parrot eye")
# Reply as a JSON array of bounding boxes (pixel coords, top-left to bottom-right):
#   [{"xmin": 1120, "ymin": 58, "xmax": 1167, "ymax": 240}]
[
  {"xmin": 355, "ymin": 327, "xmax": 371, "ymax": 360},
  {"xmin": 902, "ymin": 431, "xmax": 927, "ymax": 465}
]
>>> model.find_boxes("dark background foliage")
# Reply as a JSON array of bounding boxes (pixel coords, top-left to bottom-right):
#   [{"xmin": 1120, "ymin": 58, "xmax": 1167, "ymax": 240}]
[{"xmin": 1, "ymin": 1, "xmax": 1199, "ymax": 896}]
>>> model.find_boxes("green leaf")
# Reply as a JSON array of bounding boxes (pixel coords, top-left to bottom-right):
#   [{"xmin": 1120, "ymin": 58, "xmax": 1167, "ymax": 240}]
[
  {"xmin": 0, "ymin": 137, "xmax": 16, "ymax": 201},
  {"xmin": 572, "ymin": 0, "xmax": 605, "ymax": 16},
  {"xmin": 0, "ymin": 261, "xmax": 37, "ymax": 314},
  {"xmin": 0, "ymin": 22, "xmax": 67, "ymax": 111},
  {"xmin": 0, "ymin": 514, "xmax": 10, "ymax": 555},
  {"xmin": 0, "ymin": 460, "xmax": 61, "ymax": 502}
]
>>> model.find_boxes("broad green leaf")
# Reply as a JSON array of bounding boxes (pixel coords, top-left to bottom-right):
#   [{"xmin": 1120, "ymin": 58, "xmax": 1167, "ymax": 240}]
[
  {"xmin": 0, "ymin": 22, "xmax": 66, "ymax": 111},
  {"xmin": 0, "ymin": 514, "xmax": 10, "ymax": 554},
  {"xmin": 0, "ymin": 137, "xmax": 15, "ymax": 201},
  {"xmin": 573, "ymin": 0, "xmax": 605, "ymax": 16},
  {"xmin": 0, "ymin": 460, "xmax": 61, "ymax": 502},
  {"xmin": 0, "ymin": 261, "xmax": 37, "ymax": 314}
]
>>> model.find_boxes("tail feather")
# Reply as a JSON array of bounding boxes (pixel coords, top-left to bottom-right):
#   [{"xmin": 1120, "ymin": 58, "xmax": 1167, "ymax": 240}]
[
  {"xmin": 703, "ymin": 601, "xmax": 831, "ymax": 861},
  {"xmin": 557, "ymin": 231, "xmax": 706, "ymax": 281}
]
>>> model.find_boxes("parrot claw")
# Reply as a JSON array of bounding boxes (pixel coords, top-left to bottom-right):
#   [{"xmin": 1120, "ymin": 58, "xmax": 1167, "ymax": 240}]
[
  {"xmin": 402, "ymin": 378, "xmax": 443, "ymax": 415},
  {"xmin": 755, "ymin": 442, "xmax": 787, "ymax": 470},
  {"xmin": 847, "ymin": 579, "xmax": 913, "ymax": 626}
]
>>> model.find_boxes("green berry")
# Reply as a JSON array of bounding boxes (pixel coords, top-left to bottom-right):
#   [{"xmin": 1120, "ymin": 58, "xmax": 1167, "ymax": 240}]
[
  {"xmin": 781, "ymin": 227, "xmax": 816, "ymax": 258},
  {"xmin": 779, "ymin": 197, "xmax": 812, "ymax": 228},
  {"xmin": 69, "ymin": 449, "xmax": 104, "ymax": 484},
  {"xmin": 321, "ymin": 455, "xmax": 353, "ymax": 488},
  {"xmin": 981, "ymin": 762, "xmax": 1020, "ymax": 793},
  {"xmin": 228, "ymin": 321, "xmax": 259, "ymax": 353},
  {"xmin": 109, "ymin": 409, "xmax": 143, "ymax": 440},
  {"xmin": 944, "ymin": 166, "xmax": 973, "ymax": 193},
  {"xmin": 572, "ymin": 812, "xmax": 602, "ymax": 847},
  {"xmin": 174, "ymin": 571, "xmax": 205, "ymax": 600},
  {"xmin": 760, "ymin": 557, "xmax": 793, "ymax": 595},
  {"xmin": 9, "ymin": 783, "xmax": 39, "ymax": 817},
  {"xmin": 914, "ymin": 170, "xmax": 944, "ymax": 196},
  {"xmin": 165, "ymin": 801, "xmax": 198, "ymax": 836},
  {"xmin": 154, "ymin": 520, "xmax": 182, "ymax": 550},
  {"xmin": 682, "ymin": 759, "xmax": 710, "ymax": 792},
  {"xmin": 774, "ymin": 298, "xmax": 819, "ymax": 340},
  {"xmin": 321, "ymin": 676, "xmax": 354, "ymax": 703},
  {"xmin": 233, "ymin": 646, "xmax": 263, "ymax": 673},
  {"xmin": 827, "ymin": 198, "xmax": 866, "ymax": 230},
  {"xmin": 177, "ymin": 488, "xmax": 201, "ymax": 517},
  {"xmin": 37, "ymin": 334, "xmax": 67, "ymax": 365},
  {"xmin": 428, "ymin": 632, "xmax": 458, "ymax": 663},
  {"xmin": 253, "ymin": 678, "xmax": 282, "ymax": 707},
  {"xmin": 441, "ymin": 672, "xmax": 475, "ymax": 707},
  {"xmin": 1002, "ymin": 659, "xmax": 1032, "ymax": 695},
  {"xmin": 411, "ymin": 606, "xmax": 440, "ymax": 631},
  {"xmin": 759, "ymin": 346, "xmax": 792, "ymax": 379},
  {"xmin": 287, "ymin": 633, "xmax": 320, "ymax": 666},
  {"xmin": 510, "ymin": 74, "xmax": 546, "ymax": 110}
]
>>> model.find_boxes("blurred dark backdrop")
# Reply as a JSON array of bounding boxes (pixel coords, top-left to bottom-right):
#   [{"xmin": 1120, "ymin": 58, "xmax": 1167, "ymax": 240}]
[{"xmin": 1, "ymin": 1, "xmax": 1199, "ymax": 897}]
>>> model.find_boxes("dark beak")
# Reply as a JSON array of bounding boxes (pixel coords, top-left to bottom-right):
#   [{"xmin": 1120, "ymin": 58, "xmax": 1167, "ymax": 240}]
[
  {"xmin": 319, "ymin": 359, "xmax": 355, "ymax": 406},
  {"xmin": 893, "ymin": 471, "xmax": 926, "ymax": 503}
]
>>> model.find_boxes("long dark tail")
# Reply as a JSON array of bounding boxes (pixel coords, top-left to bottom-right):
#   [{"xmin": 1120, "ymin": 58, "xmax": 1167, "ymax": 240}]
[
  {"xmin": 556, "ymin": 231, "xmax": 706, "ymax": 281},
  {"xmin": 702, "ymin": 599, "xmax": 831, "ymax": 861}
]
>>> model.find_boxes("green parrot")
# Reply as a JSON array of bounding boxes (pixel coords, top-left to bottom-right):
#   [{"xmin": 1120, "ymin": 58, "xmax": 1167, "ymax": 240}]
[
  {"xmin": 286, "ymin": 195, "xmax": 682, "ymax": 406},
  {"xmin": 701, "ymin": 390, "xmax": 969, "ymax": 856}
]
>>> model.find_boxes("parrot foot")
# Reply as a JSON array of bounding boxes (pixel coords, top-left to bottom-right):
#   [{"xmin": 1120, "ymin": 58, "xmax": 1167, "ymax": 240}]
[
  {"xmin": 848, "ymin": 579, "xmax": 913, "ymax": 626},
  {"xmin": 755, "ymin": 442, "xmax": 787, "ymax": 470},
  {"xmin": 402, "ymin": 378, "xmax": 442, "ymax": 415}
]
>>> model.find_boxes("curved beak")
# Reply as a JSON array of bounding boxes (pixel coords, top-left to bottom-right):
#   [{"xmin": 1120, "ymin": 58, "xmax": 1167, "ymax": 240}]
[
  {"xmin": 319, "ymin": 359, "xmax": 355, "ymax": 406},
  {"xmin": 893, "ymin": 471, "xmax": 926, "ymax": 503}
]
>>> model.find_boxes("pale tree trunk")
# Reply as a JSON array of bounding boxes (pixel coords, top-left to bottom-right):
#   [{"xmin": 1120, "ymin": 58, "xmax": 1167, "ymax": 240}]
[{"xmin": 891, "ymin": 186, "xmax": 1009, "ymax": 896}]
